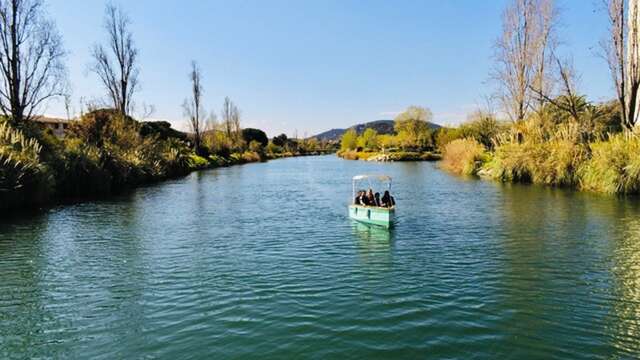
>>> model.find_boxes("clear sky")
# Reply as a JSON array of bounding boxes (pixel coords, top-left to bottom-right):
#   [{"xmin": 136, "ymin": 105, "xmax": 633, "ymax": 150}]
[{"xmin": 45, "ymin": 0, "xmax": 612, "ymax": 137}]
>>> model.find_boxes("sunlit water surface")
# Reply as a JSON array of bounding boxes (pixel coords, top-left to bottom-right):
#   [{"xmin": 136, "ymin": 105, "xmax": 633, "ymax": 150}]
[{"xmin": 1, "ymin": 155, "xmax": 639, "ymax": 359}]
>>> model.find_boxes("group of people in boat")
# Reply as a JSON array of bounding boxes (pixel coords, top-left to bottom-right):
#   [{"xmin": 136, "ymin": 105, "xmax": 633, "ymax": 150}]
[{"xmin": 354, "ymin": 189, "xmax": 395, "ymax": 208}]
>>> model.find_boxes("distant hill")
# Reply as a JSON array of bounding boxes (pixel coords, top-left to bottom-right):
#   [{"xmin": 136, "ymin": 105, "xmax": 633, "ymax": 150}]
[{"xmin": 312, "ymin": 119, "xmax": 441, "ymax": 141}]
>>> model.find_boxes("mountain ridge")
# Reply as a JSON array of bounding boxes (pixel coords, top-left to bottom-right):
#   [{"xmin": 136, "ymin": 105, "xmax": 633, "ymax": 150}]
[{"xmin": 312, "ymin": 119, "xmax": 441, "ymax": 141}]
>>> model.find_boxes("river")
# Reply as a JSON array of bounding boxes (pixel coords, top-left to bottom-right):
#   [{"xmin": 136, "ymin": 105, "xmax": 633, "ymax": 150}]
[{"xmin": 0, "ymin": 155, "xmax": 639, "ymax": 359}]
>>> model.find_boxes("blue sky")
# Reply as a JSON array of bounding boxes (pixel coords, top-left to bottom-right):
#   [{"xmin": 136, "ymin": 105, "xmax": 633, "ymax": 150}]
[{"xmin": 45, "ymin": 0, "xmax": 611, "ymax": 137}]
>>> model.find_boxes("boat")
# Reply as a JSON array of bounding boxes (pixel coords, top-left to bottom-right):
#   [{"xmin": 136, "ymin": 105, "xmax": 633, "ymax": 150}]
[{"xmin": 348, "ymin": 174, "xmax": 395, "ymax": 228}]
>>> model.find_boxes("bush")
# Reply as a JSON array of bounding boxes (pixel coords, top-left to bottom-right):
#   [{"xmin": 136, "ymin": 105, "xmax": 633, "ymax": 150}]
[
  {"xmin": 241, "ymin": 151, "xmax": 262, "ymax": 163},
  {"xmin": 337, "ymin": 150, "xmax": 376, "ymax": 160},
  {"xmin": 242, "ymin": 128, "xmax": 268, "ymax": 147},
  {"xmin": 57, "ymin": 139, "xmax": 111, "ymax": 196},
  {"xmin": 483, "ymin": 140, "xmax": 587, "ymax": 186},
  {"xmin": 441, "ymin": 138, "xmax": 487, "ymax": 175},
  {"xmin": 340, "ymin": 129, "xmax": 358, "ymax": 151},
  {"xmin": 208, "ymin": 154, "xmax": 229, "ymax": 167},
  {"xmin": 579, "ymin": 134, "xmax": 640, "ymax": 194},
  {"xmin": 0, "ymin": 121, "xmax": 54, "ymax": 210},
  {"xmin": 188, "ymin": 154, "xmax": 210, "ymax": 170}
]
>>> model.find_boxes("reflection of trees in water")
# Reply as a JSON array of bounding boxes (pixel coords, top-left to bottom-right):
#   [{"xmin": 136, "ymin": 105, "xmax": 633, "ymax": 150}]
[
  {"xmin": 495, "ymin": 185, "xmax": 586, "ymax": 355},
  {"xmin": 609, "ymin": 216, "xmax": 640, "ymax": 354},
  {"xmin": 351, "ymin": 222, "xmax": 393, "ymax": 272},
  {"xmin": 0, "ymin": 216, "xmax": 63, "ymax": 357},
  {"xmin": 497, "ymin": 183, "xmax": 640, "ymax": 356}
]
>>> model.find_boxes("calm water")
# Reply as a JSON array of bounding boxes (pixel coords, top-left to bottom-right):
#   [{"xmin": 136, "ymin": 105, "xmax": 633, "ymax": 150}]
[{"xmin": 1, "ymin": 155, "xmax": 639, "ymax": 359}]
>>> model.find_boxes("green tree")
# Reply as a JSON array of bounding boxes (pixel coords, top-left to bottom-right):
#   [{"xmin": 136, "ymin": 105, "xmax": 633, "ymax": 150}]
[
  {"xmin": 394, "ymin": 106, "xmax": 433, "ymax": 150},
  {"xmin": 272, "ymin": 133, "xmax": 288, "ymax": 147},
  {"xmin": 242, "ymin": 128, "xmax": 268, "ymax": 147},
  {"xmin": 340, "ymin": 129, "xmax": 358, "ymax": 151},
  {"xmin": 357, "ymin": 128, "xmax": 378, "ymax": 150}
]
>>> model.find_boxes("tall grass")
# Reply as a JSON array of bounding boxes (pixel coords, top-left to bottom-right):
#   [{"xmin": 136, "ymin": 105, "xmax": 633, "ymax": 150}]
[
  {"xmin": 482, "ymin": 119, "xmax": 587, "ymax": 187},
  {"xmin": 441, "ymin": 138, "xmax": 487, "ymax": 175},
  {"xmin": 579, "ymin": 134, "xmax": 640, "ymax": 194},
  {"xmin": 0, "ymin": 121, "xmax": 53, "ymax": 210}
]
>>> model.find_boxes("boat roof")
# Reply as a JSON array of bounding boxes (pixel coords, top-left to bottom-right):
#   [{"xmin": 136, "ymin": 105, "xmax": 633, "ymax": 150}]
[{"xmin": 352, "ymin": 174, "xmax": 392, "ymax": 181}]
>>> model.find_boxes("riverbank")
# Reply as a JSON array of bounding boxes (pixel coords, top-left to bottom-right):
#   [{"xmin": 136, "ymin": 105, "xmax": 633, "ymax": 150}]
[
  {"xmin": 337, "ymin": 150, "xmax": 441, "ymax": 162},
  {"xmin": 0, "ymin": 110, "xmax": 334, "ymax": 214},
  {"xmin": 439, "ymin": 113, "xmax": 640, "ymax": 195}
]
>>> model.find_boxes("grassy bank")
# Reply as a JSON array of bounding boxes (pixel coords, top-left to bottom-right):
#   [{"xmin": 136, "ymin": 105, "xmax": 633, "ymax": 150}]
[
  {"xmin": 337, "ymin": 150, "xmax": 441, "ymax": 161},
  {"xmin": 0, "ymin": 110, "xmax": 330, "ymax": 214},
  {"xmin": 438, "ymin": 102, "xmax": 640, "ymax": 195}
]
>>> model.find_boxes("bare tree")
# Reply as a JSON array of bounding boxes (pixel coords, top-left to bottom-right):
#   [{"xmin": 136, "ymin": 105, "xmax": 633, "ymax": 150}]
[
  {"xmin": 183, "ymin": 61, "xmax": 204, "ymax": 154},
  {"xmin": 0, "ymin": 0, "xmax": 66, "ymax": 124},
  {"xmin": 602, "ymin": 0, "xmax": 640, "ymax": 130},
  {"xmin": 531, "ymin": 0, "xmax": 559, "ymax": 110},
  {"xmin": 530, "ymin": 55, "xmax": 583, "ymax": 122},
  {"xmin": 138, "ymin": 102, "xmax": 155, "ymax": 120},
  {"xmin": 231, "ymin": 102, "xmax": 241, "ymax": 144},
  {"xmin": 205, "ymin": 110, "xmax": 217, "ymax": 132},
  {"xmin": 221, "ymin": 96, "xmax": 233, "ymax": 140},
  {"xmin": 91, "ymin": 2, "xmax": 139, "ymax": 117},
  {"xmin": 221, "ymin": 96, "xmax": 240, "ymax": 145},
  {"xmin": 493, "ymin": 0, "xmax": 559, "ymax": 122}
]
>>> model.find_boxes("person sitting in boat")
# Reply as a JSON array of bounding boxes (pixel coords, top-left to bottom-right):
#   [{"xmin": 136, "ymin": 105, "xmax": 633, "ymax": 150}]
[
  {"xmin": 366, "ymin": 189, "xmax": 375, "ymax": 206},
  {"xmin": 356, "ymin": 190, "xmax": 368, "ymax": 205},
  {"xmin": 374, "ymin": 192, "xmax": 381, "ymax": 207},
  {"xmin": 354, "ymin": 190, "xmax": 362, "ymax": 205},
  {"xmin": 381, "ymin": 190, "xmax": 395, "ymax": 208},
  {"xmin": 360, "ymin": 190, "xmax": 370, "ymax": 206}
]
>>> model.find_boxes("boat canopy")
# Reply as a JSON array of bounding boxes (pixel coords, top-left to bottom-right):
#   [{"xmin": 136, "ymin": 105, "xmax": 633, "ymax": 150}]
[
  {"xmin": 352, "ymin": 175, "xmax": 392, "ymax": 200},
  {"xmin": 352, "ymin": 174, "xmax": 392, "ymax": 182}
]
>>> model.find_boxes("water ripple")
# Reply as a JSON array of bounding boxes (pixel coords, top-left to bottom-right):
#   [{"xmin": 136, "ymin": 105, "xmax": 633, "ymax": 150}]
[{"xmin": 0, "ymin": 156, "xmax": 639, "ymax": 359}]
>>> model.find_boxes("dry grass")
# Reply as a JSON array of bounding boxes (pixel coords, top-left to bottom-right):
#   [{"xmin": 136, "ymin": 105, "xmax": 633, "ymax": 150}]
[
  {"xmin": 579, "ymin": 134, "xmax": 640, "ymax": 194},
  {"xmin": 441, "ymin": 138, "xmax": 487, "ymax": 175}
]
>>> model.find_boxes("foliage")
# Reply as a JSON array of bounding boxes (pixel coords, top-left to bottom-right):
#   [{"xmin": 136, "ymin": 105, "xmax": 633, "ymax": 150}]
[
  {"xmin": 340, "ymin": 129, "xmax": 358, "ymax": 151},
  {"xmin": 0, "ymin": 121, "xmax": 53, "ymax": 210},
  {"xmin": 140, "ymin": 121, "xmax": 187, "ymax": 141},
  {"xmin": 266, "ymin": 142, "xmax": 283, "ymax": 155},
  {"xmin": 357, "ymin": 128, "xmax": 378, "ymax": 150},
  {"xmin": 388, "ymin": 151, "xmax": 441, "ymax": 161},
  {"xmin": 188, "ymin": 154, "xmax": 209, "ymax": 170},
  {"xmin": 441, "ymin": 138, "xmax": 487, "ymax": 175},
  {"xmin": 458, "ymin": 111, "xmax": 506, "ymax": 149},
  {"xmin": 242, "ymin": 128, "xmax": 269, "ymax": 147},
  {"xmin": 394, "ymin": 106, "xmax": 434, "ymax": 150},
  {"xmin": 579, "ymin": 134, "xmax": 640, "ymax": 194},
  {"xmin": 272, "ymin": 133, "xmax": 288, "ymax": 147}
]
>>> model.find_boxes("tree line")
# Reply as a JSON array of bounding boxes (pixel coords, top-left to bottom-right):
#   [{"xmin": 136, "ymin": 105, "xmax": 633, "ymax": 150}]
[
  {"xmin": 439, "ymin": 0, "xmax": 640, "ymax": 195},
  {"xmin": 0, "ymin": 0, "xmax": 334, "ymax": 213}
]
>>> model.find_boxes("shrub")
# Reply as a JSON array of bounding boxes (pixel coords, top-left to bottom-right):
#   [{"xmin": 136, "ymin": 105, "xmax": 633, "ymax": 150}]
[
  {"xmin": 340, "ymin": 129, "xmax": 358, "ymax": 151},
  {"xmin": 484, "ymin": 140, "xmax": 587, "ymax": 186},
  {"xmin": 242, "ymin": 128, "xmax": 268, "ymax": 147},
  {"xmin": 266, "ymin": 142, "xmax": 283, "ymax": 155},
  {"xmin": 241, "ymin": 151, "xmax": 262, "ymax": 163},
  {"xmin": 208, "ymin": 154, "xmax": 229, "ymax": 167},
  {"xmin": 0, "ymin": 121, "xmax": 54, "ymax": 210},
  {"xmin": 337, "ymin": 150, "xmax": 376, "ymax": 160},
  {"xmin": 579, "ymin": 134, "xmax": 640, "ymax": 194},
  {"xmin": 188, "ymin": 154, "xmax": 210, "ymax": 170},
  {"xmin": 57, "ymin": 139, "xmax": 111, "ymax": 196},
  {"xmin": 441, "ymin": 138, "xmax": 487, "ymax": 175}
]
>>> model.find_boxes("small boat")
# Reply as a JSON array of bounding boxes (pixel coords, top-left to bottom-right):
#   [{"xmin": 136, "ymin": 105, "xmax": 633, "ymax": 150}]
[{"xmin": 348, "ymin": 174, "xmax": 395, "ymax": 228}]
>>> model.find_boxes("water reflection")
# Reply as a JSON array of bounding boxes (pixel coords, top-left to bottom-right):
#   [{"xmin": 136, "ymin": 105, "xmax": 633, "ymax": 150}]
[
  {"xmin": 496, "ymin": 183, "xmax": 640, "ymax": 357},
  {"xmin": 351, "ymin": 222, "xmax": 393, "ymax": 272},
  {"xmin": 1, "ymin": 156, "xmax": 640, "ymax": 359},
  {"xmin": 610, "ymin": 216, "xmax": 640, "ymax": 354}
]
